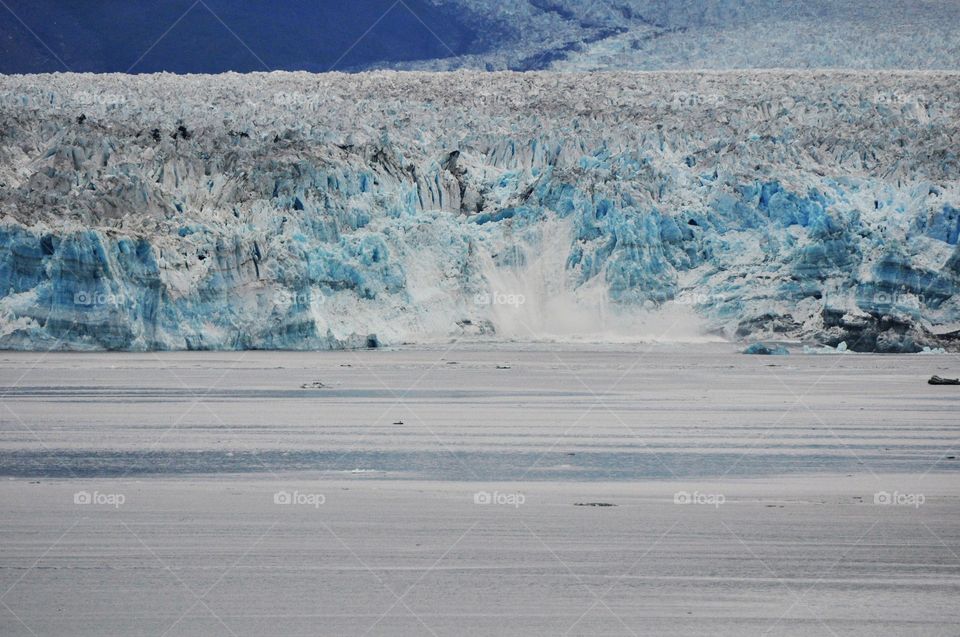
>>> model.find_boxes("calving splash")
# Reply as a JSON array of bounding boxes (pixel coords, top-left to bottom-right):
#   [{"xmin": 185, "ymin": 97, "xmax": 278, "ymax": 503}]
[{"xmin": 473, "ymin": 219, "xmax": 713, "ymax": 342}]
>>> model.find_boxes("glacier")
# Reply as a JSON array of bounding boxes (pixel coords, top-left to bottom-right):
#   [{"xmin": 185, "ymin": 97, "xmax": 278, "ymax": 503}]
[{"xmin": 0, "ymin": 71, "xmax": 958, "ymax": 352}]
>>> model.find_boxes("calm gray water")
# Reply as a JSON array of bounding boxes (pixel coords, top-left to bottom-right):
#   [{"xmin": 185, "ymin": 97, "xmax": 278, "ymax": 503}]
[{"xmin": 0, "ymin": 345, "xmax": 957, "ymax": 480}]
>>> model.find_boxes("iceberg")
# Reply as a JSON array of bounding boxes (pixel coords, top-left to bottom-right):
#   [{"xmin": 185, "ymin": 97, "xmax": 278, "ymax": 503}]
[{"xmin": 743, "ymin": 343, "xmax": 789, "ymax": 356}]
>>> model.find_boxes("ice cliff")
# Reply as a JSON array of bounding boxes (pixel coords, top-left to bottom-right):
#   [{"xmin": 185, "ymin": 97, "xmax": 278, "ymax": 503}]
[{"xmin": 0, "ymin": 71, "xmax": 958, "ymax": 351}]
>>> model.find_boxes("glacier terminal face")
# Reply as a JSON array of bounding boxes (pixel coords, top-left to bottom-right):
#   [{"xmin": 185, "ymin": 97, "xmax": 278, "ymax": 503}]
[{"xmin": 0, "ymin": 71, "xmax": 958, "ymax": 351}]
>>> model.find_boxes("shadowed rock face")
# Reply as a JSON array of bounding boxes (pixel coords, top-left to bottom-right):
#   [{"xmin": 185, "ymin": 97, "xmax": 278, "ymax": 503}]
[{"xmin": 0, "ymin": 71, "xmax": 958, "ymax": 351}]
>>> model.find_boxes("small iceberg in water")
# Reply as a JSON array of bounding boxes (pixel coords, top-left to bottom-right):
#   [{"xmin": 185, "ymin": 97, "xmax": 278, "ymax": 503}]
[{"xmin": 743, "ymin": 343, "xmax": 790, "ymax": 356}]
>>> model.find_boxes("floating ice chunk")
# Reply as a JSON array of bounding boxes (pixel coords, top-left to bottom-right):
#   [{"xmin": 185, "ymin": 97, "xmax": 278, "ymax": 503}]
[
  {"xmin": 803, "ymin": 342, "xmax": 850, "ymax": 355},
  {"xmin": 743, "ymin": 343, "xmax": 790, "ymax": 356}
]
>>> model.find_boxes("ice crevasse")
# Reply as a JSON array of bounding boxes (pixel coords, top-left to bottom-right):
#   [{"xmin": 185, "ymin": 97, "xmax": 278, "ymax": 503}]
[{"xmin": 0, "ymin": 71, "xmax": 958, "ymax": 352}]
